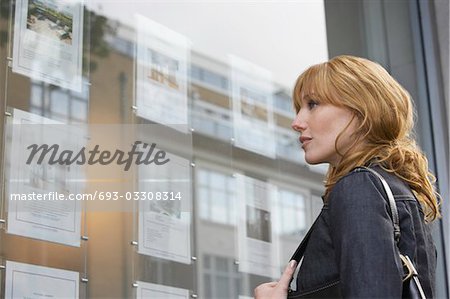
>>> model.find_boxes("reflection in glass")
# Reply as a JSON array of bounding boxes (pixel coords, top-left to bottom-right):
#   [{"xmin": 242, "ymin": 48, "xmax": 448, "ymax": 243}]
[
  {"xmin": 29, "ymin": 80, "xmax": 89, "ymax": 123},
  {"xmin": 277, "ymin": 189, "xmax": 307, "ymax": 236},
  {"xmin": 1, "ymin": 1, "xmax": 333, "ymax": 297},
  {"xmin": 203, "ymin": 254, "xmax": 241, "ymax": 299},
  {"xmin": 196, "ymin": 167, "xmax": 236, "ymax": 226}
]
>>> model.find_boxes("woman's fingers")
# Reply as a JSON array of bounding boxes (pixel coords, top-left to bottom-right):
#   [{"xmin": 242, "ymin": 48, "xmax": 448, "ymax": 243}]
[
  {"xmin": 278, "ymin": 260, "xmax": 298, "ymax": 289},
  {"xmin": 254, "ymin": 261, "xmax": 298, "ymax": 298},
  {"xmin": 254, "ymin": 281, "xmax": 277, "ymax": 298},
  {"xmin": 255, "ymin": 281, "xmax": 277, "ymax": 291}
]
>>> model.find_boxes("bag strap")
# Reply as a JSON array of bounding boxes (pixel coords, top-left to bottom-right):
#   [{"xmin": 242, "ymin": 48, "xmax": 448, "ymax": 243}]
[
  {"xmin": 359, "ymin": 167, "xmax": 427, "ymax": 299},
  {"xmin": 358, "ymin": 166, "xmax": 401, "ymax": 244},
  {"xmin": 289, "ymin": 215, "xmax": 319, "ymax": 262}
]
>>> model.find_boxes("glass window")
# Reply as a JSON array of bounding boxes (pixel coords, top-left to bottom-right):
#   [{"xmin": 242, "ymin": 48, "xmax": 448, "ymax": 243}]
[
  {"xmin": 277, "ymin": 188, "xmax": 307, "ymax": 236},
  {"xmin": 4, "ymin": 0, "xmax": 446, "ymax": 297},
  {"xmin": 197, "ymin": 167, "xmax": 236, "ymax": 225},
  {"xmin": 203, "ymin": 254, "xmax": 241, "ymax": 299}
]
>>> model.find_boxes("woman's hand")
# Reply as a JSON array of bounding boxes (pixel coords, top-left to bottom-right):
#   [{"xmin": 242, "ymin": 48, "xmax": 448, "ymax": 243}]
[{"xmin": 254, "ymin": 260, "xmax": 298, "ymax": 299}]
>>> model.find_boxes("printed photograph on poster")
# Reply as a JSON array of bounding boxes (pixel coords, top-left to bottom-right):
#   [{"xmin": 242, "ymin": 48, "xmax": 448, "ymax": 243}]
[
  {"xmin": 236, "ymin": 174, "xmax": 280, "ymax": 278},
  {"xmin": 135, "ymin": 14, "xmax": 190, "ymax": 131},
  {"xmin": 136, "ymin": 281, "xmax": 189, "ymax": 299},
  {"xmin": 6, "ymin": 109, "xmax": 83, "ymax": 247},
  {"xmin": 13, "ymin": 0, "xmax": 84, "ymax": 91},
  {"xmin": 230, "ymin": 55, "xmax": 276, "ymax": 158},
  {"xmin": 246, "ymin": 205, "xmax": 272, "ymax": 243},
  {"xmin": 138, "ymin": 150, "xmax": 192, "ymax": 264},
  {"xmin": 5, "ymin": 261, "xmax": 79, "ymax": 299}
]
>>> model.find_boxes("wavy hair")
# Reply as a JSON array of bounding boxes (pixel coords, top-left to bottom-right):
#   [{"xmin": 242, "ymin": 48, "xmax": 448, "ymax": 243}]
[{"xmin": 293, "ymin": 55, "xmax": 440, "ymax": 221}]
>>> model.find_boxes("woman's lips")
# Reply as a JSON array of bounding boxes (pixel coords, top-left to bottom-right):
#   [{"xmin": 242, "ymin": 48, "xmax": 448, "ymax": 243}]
[
  {"xmin": 299, "ymin": 136, "xmax": 312, "ymax": 144},
  {"xmin": 299, "ymin": 136, "xmax": 312, "ymax": 148}
]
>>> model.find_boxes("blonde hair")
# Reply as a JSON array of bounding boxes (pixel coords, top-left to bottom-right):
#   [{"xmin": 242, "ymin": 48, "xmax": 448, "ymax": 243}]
[{"xmin": 293, "ymin": 55, "xmax": 440, "ymax": 221}]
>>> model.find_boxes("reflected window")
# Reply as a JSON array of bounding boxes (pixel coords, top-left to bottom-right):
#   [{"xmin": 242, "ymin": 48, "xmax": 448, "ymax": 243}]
[
  {"xmin": 105, "ymin": 33, "xmax": 134, "ymax": 57},
  {"xmin": 30, "ymin": 80, "xmax": 89, "ymax": 123},
  {"xmin": 140, "ymin": 259, "xmax": 172, "ymax": 283},
  {"xmin": 190, "ymin": 64, "xmax": 232, "ymax": 141},
  {"xmin": 203, "ymin": 254, "xmax": 240, "ymax": 299},
  {"xmin": 191, "ymin": 100, "xmax": 232, "ymax": 141},
  {"xmin": 276, "ymin": 127, "xmax": 305, "ymax": 164},
  {"xmin": 196, "ymin": 168, "xmax": 236, "ymax": 225},
  {"xmin": 273, "ymin": 90, "xmax": 293, "ymax": 113},
  {"xmin": 277, "ymin": 188, "xmax": 307, "ymax": 236},
  {"xmin": 191, "ymin": 65, "xmax": 229, "ymax": 91}
]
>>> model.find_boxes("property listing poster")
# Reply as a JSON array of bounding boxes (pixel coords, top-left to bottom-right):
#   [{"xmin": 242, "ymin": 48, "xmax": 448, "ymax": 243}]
[
  {"xmin": 138, "ymin": 150, "xmax": 192, "ymax": 264},
  {"xmin": 5, "ymin": 261, "xmax": 79, "ymax": 299},
  {"xmin": 135, "ymin": 14, "xmax": 190, "ymax": 131},
  {"xmin": 236, "ymin": 174, "xmax": 280, "ymax": 278},
  {"xmin": 6, "ymin": 108, "xmax": 83, "ymax": 246},
  {"xmin": 13, "ymin": 0, "xmax": 84, "ymax": 91},
  {"xmin": 136, "ymin": 281, "xmax": 189, "ymax": 299},
  {"xmin": 230, "ymin": 55, "xmax": 276, "ymax": 158}
]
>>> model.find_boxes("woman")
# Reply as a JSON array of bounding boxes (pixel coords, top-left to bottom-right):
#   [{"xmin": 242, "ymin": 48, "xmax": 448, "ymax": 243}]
[{"xmin": 255, "ymin": 55, "xmax": 439, "ymax": 298}]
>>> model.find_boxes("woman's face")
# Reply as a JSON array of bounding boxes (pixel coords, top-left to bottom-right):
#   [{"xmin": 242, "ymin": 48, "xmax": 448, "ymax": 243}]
[{"xmin": 291, "ymin": 96, "xmax": 358, "ymax": 166}]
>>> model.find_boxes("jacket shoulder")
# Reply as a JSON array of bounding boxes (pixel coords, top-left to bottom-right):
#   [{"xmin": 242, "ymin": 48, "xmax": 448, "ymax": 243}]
[{"xmin": 331, "ymin": 166, "xmax": 415, "ymax": 200}]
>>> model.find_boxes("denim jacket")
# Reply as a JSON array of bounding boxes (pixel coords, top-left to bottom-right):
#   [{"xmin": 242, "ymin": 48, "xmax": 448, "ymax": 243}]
[{"xmin": 288, "ymin": 166, "xmax": 437, "ymax": 298}]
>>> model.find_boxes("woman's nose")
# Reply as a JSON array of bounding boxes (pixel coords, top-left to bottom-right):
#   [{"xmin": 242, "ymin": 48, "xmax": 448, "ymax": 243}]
[{"xmin": 291, "ymin": 113, "xmax": 306, "ymax": 132}]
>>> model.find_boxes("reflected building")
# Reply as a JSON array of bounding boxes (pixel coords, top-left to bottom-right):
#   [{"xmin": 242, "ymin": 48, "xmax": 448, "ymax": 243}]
[{"xmin": 101, "ymin": 18, "xmax": 325, "ymax": 298}]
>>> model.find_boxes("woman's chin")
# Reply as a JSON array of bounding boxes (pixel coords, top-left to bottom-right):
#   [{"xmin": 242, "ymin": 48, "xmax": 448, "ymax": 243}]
[
  {"xmin": 304, "ymin": 156, "xmax": 321, "ymax": 165},
  {"xmin": 305, "ymin": 157, "xmax": 331, "ymax": 167}
]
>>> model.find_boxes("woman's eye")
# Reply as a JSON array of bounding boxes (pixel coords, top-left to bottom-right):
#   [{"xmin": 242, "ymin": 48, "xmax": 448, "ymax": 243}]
[{"xmin": 307, "ymin": 100, "xmax": 318, "ymax": 109}]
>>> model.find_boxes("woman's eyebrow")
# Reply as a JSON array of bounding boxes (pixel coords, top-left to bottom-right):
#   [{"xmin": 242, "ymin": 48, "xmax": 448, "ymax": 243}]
[{"xmin": 302, "ymin": 93, "xmax": 314, "ymax": 101}]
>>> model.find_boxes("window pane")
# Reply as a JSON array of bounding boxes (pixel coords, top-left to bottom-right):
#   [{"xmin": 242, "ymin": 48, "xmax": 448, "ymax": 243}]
[
  {"xmin": 211, "ymin": 172, "xmax": 225, "ymax": 189},
  {"xmin": 204, "ymin": 274, "xmax": 212, "ymax": 298},
  {"xmin": 197, "ymin": 188, "xmax": 210, "ymax": 219},
  {"xmin": 204, "ymin": 255, "xmax": 211, "ymax": 269},
  {"xmin": 50, "ymin": 90, "xmax": 69, "ymax": 115},
  {"xmin": 215, "ymin": 276, "xmax": 230, "ymax": 299},
  {"xmin": 71, "ymin": 99, "xmax": 87, "ymax": 121},
  {"xmin": 215, "ymin": 256, "xmax": 229, "ymax": 272}
]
